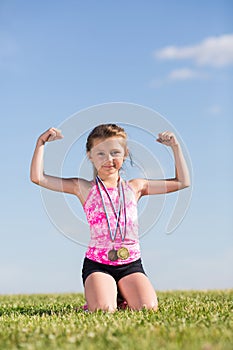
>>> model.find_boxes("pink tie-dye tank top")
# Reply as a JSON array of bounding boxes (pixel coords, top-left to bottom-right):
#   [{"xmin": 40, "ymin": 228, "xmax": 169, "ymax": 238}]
[{"xmin": 83, "ymin": 180, "xmax": 141, "ymax": 265}]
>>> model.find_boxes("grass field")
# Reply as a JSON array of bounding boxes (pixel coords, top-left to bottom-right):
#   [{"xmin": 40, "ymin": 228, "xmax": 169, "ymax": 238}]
[{"xmin": 0, "ymin": 290, "xmax": 232, "ymax": 350}]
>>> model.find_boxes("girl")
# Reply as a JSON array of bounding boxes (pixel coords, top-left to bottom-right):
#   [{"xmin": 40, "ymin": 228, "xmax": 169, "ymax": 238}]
[{"xmin": 30, "ymin": 123, "xmax": 190, "ymax": 312}]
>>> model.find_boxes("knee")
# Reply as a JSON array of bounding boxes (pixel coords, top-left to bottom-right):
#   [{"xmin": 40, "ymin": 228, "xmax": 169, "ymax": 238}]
[
  {"xmin": 141, "ymin": 301, "xmax": 158, "ymax": 311},
  {"xmin": 146, "ymin": 301, "xmax": 158, "ymax": 311},
  {"xmin": 89, "ymin": 303, "xmax": 117, "ymax": 313},
  {"xmin": 132, "ymin": 300, "xmax": 158, "ymax": 311}
]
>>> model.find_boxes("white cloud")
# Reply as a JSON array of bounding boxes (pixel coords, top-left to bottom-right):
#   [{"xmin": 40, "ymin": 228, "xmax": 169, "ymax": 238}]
[
  {"xmin": 149, "ymin": 68, "xmax": 207, "ymax": 87},
  {"xmin": 168, "ymin": 68, "xmax": 207, "ymax": 80},
  {"xmin": 207, "ymin": 105, "xmax": 222, "ymax": 115},
  {"xmin": 154, "ymin": 34, "xmax": 233, "ymax": 67}
]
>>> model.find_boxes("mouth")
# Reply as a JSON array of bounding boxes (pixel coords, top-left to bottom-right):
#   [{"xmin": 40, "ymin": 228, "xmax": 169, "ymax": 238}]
[{"xmin": 102, "ymin": 164, "xmax": 115, "ymax": 169}]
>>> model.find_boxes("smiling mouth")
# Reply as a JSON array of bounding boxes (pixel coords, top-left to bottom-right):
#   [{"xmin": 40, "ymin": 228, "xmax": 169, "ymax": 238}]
[{"xmin": 103, "ymin": 165, "xmax": 115, "ymax": 169}]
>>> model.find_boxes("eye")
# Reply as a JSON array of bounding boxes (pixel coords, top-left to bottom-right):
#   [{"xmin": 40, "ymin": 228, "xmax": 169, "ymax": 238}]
[
  {"xmin": 97, "ymin": 152, "xmax": 105, "ymax": 156},
  {"xmin": 111, "ymin": 151, "xmax": 122, "ymax": 157}
]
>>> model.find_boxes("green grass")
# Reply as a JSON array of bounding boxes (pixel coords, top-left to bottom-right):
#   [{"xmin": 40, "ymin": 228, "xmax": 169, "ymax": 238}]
[{"xmin": 0, "ymin": 290, "xmax": 232, "ymax": 350}]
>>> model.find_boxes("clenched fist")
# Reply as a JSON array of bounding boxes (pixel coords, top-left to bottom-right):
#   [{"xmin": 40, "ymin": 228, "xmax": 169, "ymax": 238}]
[
  {"xmin": 156, "ymin": 131, "xmax": 179, "ymax": 148},
  {"xmin": 38, "ymin": 127, "xmax": 64, "ymax": 144}
]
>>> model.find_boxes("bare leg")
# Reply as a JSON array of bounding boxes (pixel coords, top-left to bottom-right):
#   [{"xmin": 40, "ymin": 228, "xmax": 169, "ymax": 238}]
[
  {"xmin": 118, "ymin": 273, "xmax": 158, "ymax": 311},
  {"xmin": 84, "ymin": 272, "xmax": 118, "ymax": 312}
]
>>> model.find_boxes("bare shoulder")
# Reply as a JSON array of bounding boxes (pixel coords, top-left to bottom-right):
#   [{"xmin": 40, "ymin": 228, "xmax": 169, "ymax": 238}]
[
  {"xmin": 73, "ymin": 178, "xmax": 95, "ymax": 205},
  {"xmin": 128, "ymin": 178, "xmax": 147, "ymax": 201}
]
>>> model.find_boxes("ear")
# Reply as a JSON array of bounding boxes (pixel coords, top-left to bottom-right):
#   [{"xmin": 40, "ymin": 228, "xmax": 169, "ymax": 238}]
[
  {"xmin": 124, "ymin": 148, "xmax": 129, "ymax": 160},
  {"xmin": 87, "ymin": 151, "xmax": 91, "ymax": 160}
]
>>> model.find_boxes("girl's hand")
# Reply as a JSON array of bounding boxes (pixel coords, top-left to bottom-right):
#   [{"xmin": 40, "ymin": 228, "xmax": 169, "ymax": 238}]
[
  {"xmin": 156, "ymin": 131, "xmax": 179, "ymax": 148},
  {"xmin": 38, "ymin": 127, "xmax": 64, "ymax": 144}
]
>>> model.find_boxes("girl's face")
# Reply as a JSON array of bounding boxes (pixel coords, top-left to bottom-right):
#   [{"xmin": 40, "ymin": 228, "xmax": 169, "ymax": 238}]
[{"xmin": 88, "ymin": 137, "xmax": 127, "ymax": 176}]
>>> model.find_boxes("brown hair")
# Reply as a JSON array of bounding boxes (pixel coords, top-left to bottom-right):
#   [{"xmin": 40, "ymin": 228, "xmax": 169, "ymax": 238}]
[{"xmin": 86, "ymin": 124, "xmax": 128, "ymax": 153}]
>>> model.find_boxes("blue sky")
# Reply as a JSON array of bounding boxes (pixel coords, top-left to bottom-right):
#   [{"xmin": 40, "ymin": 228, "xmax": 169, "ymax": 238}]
[{"xmin": 0, "ymin": 0, "xmax": 232, "ymax": 294}]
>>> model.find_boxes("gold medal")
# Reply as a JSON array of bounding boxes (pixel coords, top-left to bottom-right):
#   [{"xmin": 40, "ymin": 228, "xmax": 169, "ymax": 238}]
[
  {"xmin": 108, "ymin": 249, "xmax": 118, "ymax": 261},
  {"xmin": 117, "ymin": 247, "xmax": 130, "ymax": 260}
]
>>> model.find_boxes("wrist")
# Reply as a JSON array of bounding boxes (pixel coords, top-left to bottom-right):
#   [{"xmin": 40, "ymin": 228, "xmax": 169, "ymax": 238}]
[
  {"xmin": 37, "ymin": 138, "xmax": 45, "ymax": 146},
  {"xmin": 171, "ymin": 143, "xmax": 180, "ymax": 151}
]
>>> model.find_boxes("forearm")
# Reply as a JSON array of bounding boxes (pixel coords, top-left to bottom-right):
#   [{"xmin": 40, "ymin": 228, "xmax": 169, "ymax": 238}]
[
  {"xmin": 171, "ymin": 144, "xmax": 190, "ymax": 188},
  {"xmin": 30, "ymin": 138, "xmax": 45, "ymax": 184},
  {"xmin": 30, "ymin": 127, "xmax": 75, "ymax": 193}
]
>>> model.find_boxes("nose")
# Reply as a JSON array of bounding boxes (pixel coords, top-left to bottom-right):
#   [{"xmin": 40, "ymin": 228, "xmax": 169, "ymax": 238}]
[{"xmin": 106, "ymin": 153, "xmax": 114, "ymax": 162}]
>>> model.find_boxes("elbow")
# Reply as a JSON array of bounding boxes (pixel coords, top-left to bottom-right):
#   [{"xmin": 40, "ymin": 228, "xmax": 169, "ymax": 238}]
[
  {"xmin": 183, "ymin": 183, "xmax": 190, "ymax": 189},
  {"xmin": 176, "ymin": 177, "xmax": 191, "ymax": 190},
  {"xmin": 180, "ymin": 181, "xmax": 191, "ymax": 189},
  {"xmin": 30, "ymin": 172, "xmax": 40, "ymax": 185},
  {"xmin": 30, "ymin": 176, "xmax": 40, "ymax": 185}
]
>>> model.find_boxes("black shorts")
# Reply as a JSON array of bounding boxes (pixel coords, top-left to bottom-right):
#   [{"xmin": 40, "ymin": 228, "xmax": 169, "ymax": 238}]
[{"xmin": 82, "ymin": 257, "xmax": 146, "ymax": 286}]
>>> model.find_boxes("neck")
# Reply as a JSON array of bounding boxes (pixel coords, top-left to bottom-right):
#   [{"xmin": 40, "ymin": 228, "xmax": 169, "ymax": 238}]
[{"xmin": 96, "ymin": 173, "xmax": 120, "ymax": 187}]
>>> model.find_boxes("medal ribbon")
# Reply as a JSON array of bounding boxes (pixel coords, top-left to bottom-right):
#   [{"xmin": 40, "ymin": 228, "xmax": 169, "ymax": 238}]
[{"xmin": 96, "ymin": 176, "xmax": 126, "ymax": 242}]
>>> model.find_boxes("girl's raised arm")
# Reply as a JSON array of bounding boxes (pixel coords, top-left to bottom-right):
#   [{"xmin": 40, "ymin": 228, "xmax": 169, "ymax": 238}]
[
  {"xmin": 30, "ymin": 128, "xmax": 81, "ymax": 196},
  {"xmin": 130, "ymin": 131, "xmax": 191, "ymax": 199}
]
